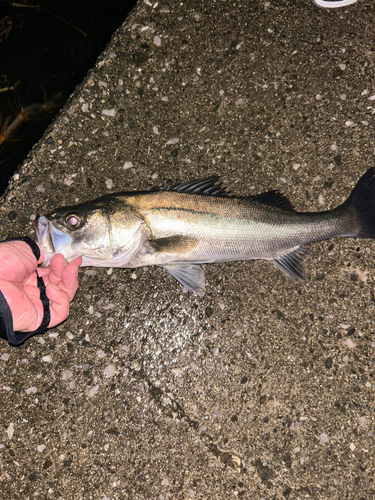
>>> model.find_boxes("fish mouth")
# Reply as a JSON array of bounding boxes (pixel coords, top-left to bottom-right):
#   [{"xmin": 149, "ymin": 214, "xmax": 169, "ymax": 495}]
[
  {"xmin": 35, "ymin": 216, "xmax": 55, "ymax": 266},
  {"xmin": 35, "ymin": 216, "xmax": 74, "ymax": 266}
]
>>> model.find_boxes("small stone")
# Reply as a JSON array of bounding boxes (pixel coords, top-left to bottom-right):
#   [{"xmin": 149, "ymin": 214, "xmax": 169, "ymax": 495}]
[
  {"xmin": 123, "ymin": 161, "xmax": 133, "ymax": 169},
  {"xmin": 161, "ymin": 478, "xmax": 169, "ymax": 486},
  {"xmin": 339, "ymin": 323, "xmax": 351, "ymax": 329},
  {"xmin": 205, "ymin": 306, "xmax": 213, "ymax": 317},
  {"xmin": 37, "ymin": 444, "xmax": 46, "ymax": 453},
  {"xmin": 102, "ymin": 109, "xmax": 116, "ymax": 117},
  {"xmin": 8, "ymin": 211, "xmax": 17, "ymax": 221},
  {"xmin": 325, "ymin": 357, "xmax": 332, "ymax": 369},
  {"xmin": 74, "ymin": 130, "xmax": 85, "ymax": 140},
  {"xmin": 103, "ymin": 364, "xmax": 116, "ymax": 378},
  {"xmin": 25, "ymin": 387, "xmax": 37, "ymax": 394},
  {"xmin": 166, "ymin": 138, "xmax": 179, "ymax": 145},
  {"xmin": 349, "ymin": 442, "xmax": 356, "ymax": 451},
  {"xmin": 130, "ymin": 360, "xmax": 141, "ymax": 371},
  {"xmin": 6, "ymin": 423, "xmax": 14, "ymax": 440},
  {"xmin": 334, "ymin": 155, "xmax": 341, "ymax": 166},
  {"xmin": 344, "ymin": 338, "xmax": 356, "ymax": 349},
  {"xmin": 41, "ymin": 355, "xmax": 53, "ymax": 363},
  {"xmin": 62, "ymin": 370, "xmax": 73, "ymax": 381},
  {"xmin": 153, "ymin": 35, "xmax": 161, "ymax": 47},
  {"xmin": 1, "ymin": 353, "xmax": 10, "ymax": 361},
  {"xmin": 320, "ymin": 433, "xmax": 329, "ymax": 444},
  {"xmin": 88, "ymin": 385, "xmax": 99, "ymax": 398}
]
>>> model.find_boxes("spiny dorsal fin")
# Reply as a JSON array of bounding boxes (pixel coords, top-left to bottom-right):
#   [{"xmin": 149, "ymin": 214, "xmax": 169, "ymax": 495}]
[
  {"xmin": 269, "ymin": 246, "xmax": 307, "ymax": 282},
  {"xmin": 252, "ymin": 190, "xmax": 295, "ymax": 212},
  {"xmin": 165, "ymin": 176, "xmax": 228, "ymax": 196}
]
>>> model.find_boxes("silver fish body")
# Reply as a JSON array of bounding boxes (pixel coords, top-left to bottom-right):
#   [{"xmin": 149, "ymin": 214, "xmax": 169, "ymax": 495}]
[{"xmin": 36, "ymin": 169, "xmax": 375, "ymax": 295}]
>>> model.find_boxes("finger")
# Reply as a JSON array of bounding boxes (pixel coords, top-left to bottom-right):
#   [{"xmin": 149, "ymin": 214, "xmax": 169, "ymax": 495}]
[
  {"xmin": 36, "ymin": 268, "xmax": 51, "ymax": 278},
  {"xmin": 35, "ymin": 242, "xmax": 44, "ymax": 265},
  {"xmin": 23, "ymin": 283, "xmax": 42, "ymax": 299},
  {"xmin": 60, "ymin": 260, "xmax": 80, "ymax": 301},
  {"xmin": 71, "ymin": 256, "xmax": 82, "ymax": 267},
  {"xmin": 49, "ymin": 254, "xmax": 68, "ymax": 283},
  {"xmin": 45, "ymin": 282, "xmax": 71, "ymax": 327},
  {"xmin": 24, "ymin": 271, "xmax": 39, "ymax": 287}
]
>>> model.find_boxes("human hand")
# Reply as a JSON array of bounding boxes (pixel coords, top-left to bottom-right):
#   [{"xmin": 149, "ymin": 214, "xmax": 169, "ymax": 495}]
[{"xmin": 0, "ymin": 240, "xmax": 81, "ymax": 333}]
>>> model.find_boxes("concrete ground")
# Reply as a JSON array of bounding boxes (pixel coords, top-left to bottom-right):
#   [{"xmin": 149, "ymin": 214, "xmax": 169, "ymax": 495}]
[{"xmin": 1, "ymin": 0, "xmax": 375, "ymax": 498}]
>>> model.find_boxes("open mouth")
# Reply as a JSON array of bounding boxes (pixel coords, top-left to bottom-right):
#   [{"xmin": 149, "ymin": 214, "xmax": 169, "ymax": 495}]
[
  {"xmin": 35, "ymin": 216, "xmax": 73, "ymax": 266},
  {"xmin": 35, "ymin": 216, "xmax": 55, "ymax": 255}
]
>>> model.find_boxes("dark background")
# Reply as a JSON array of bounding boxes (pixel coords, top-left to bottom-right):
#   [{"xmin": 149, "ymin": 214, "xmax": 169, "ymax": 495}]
[{"xmin": 0, "ymin": 0, "xmax": 137, "ymax": 195}]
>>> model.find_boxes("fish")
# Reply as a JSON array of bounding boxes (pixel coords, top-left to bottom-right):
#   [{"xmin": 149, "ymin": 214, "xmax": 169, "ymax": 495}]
[{"xmin": 35, "ymin": 168, "xmax": 375, "ymax": 296}]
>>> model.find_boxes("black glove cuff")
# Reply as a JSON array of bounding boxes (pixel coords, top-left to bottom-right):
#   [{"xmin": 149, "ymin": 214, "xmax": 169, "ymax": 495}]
[{"xmin": 7, "ymin": 236, "xmax": 41, "ymax": 261}]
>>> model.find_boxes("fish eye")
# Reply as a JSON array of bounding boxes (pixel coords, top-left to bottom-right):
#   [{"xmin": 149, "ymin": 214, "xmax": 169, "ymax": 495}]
[{"xmin": 65, "ymin": 213, "xmax": 83, "ymax": 229}]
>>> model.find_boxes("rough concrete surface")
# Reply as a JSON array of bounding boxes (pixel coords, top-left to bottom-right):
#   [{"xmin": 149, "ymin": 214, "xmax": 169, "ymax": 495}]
[{"xmin": 1, "ymin": 0, "xmax": 375, "ymax": 498}]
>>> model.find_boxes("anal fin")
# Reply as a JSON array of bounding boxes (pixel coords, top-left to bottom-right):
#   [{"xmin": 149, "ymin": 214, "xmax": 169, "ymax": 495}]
[
  {"xmin": 269, "ymin": 246, "xmax": 307, "ymax": 282},
  {"xmin": 162, "ymin": 263, "xmax": 205, "ymax": 296}
]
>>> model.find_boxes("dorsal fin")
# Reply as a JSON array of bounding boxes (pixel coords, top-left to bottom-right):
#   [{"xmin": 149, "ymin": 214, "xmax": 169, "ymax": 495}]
[
  {"xmin": 165, "ymin": 176, "xmax": 228, "ymax": 196},
  {"xmin": 252, "ymin": 190, "xmax": 295, "ymax": 211}
]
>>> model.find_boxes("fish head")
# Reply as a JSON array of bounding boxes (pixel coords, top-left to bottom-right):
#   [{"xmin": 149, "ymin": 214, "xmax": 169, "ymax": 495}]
[
  {"xmin": 35, "ymin": 198, "xmax": 118, "ymax": 267},
  {"xmin": 36, "ymin": 196, "xmax": 149, "ymax": 267}
]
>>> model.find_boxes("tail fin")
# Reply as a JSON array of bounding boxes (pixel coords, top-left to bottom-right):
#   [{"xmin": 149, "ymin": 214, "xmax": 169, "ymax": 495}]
[{"xmin": 343, "ymin": 168, "xmax": 375, "ymax": 238}]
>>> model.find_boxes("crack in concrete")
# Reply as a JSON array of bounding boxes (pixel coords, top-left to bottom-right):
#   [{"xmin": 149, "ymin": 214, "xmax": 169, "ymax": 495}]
[{"xmin": 129, "ymin": 366, "xmax": 243, "ymax": 471}]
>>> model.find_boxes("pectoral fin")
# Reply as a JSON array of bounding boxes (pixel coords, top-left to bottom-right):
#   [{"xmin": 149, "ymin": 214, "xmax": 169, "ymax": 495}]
[
  {"xmin": 149, "ymin": 235, "xmax": 199, "ymax": 254},
  {"xmin": 162, "ymin": 263, "xmax": 205, "ymax": 296},
  {"xmin": 269, "ymin": 246, "xmax": 307, "ymax": 282}
]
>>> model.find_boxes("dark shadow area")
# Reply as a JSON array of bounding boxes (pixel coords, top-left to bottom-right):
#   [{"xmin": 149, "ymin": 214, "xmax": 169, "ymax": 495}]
[{"xmin": 0, "ymin": 0, "xmax": 138, "ymax": 195}]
